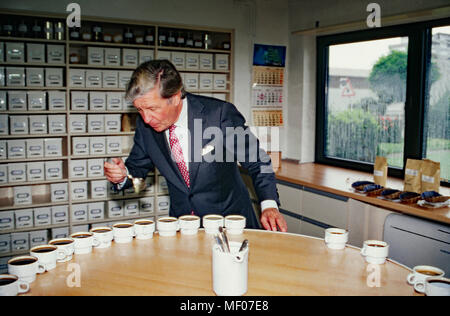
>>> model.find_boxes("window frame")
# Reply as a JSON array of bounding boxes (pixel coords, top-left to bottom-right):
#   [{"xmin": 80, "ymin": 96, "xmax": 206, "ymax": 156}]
[{"xmin": 315, "ymin": 17, "xmax": 450, "ymax": 186}]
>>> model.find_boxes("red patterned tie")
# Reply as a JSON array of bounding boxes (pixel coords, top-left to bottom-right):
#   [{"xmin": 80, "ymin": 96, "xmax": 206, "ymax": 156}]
[{"xmin": 169, "ymin": 125, "xmax": 190, "ymax": 188}]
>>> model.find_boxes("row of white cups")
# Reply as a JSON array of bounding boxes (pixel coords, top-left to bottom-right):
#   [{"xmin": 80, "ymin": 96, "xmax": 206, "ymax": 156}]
[
  {"xmin": 0, "ymin": 213, "xmax": 246, "ymax": 296},
  {"xmin": 324, "ymin": 227, "xmax": 449, "ymax": 296}
]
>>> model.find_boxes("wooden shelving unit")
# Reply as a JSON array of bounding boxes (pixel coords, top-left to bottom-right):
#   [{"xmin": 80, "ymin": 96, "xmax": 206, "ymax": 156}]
[{"xmin": 0, "ymin": 9, "xmax": 234, "ymax": 259}]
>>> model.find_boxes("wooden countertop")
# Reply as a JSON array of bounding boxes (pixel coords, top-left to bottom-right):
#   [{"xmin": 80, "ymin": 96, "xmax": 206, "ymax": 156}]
[
  {"xmin": 24, "ymin": 229, "xmax": 419, "ymax": 296},
  {"xmin": 274, "ymin": 161, "xmax": 450, "ymax": 225}
]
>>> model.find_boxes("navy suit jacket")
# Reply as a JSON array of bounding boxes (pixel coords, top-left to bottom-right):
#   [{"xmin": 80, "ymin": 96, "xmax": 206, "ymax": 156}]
[{"xmin": 121, "ymin": 93, "xmax": 280, "ymax": 229}]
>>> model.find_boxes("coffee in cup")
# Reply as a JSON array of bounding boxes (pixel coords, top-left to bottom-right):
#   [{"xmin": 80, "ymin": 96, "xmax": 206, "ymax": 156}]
[
  {"xmin": 360, "ymin": 240, "xmax": 389, "ymax": 264},
  {"xmin": 324, "ymin": 228, "xmax": 348, "ymax": 250},
  {"xmin": 202, "ymin": 214, "xmax": 224, "ymax": 235},
  {"xmin": 70, "ymin": 232, "xmax": 100, "ymax": 254},
  {"xmin": 90, "ymin": 227, "xmax": 114, "ymax": 248},
  {"xmin": 7, "ymin": 256, "xmax": 45, "ymax": 283},
  {"xmin": 30, "ymin": 244, "xmax": 66, "ymax": 271},
  {"xmin": 49, "ymin": 238, "xmax": 75, "ymax": 262},
  {"xmin": 224, "ymin": 215, "xmax": 246, "ymax": 235},
  {"xmin": 0, "ymin": 274, "xmax": 29, "ymax": 296},
  {"xmin": 112, "ymin": 222, "xmax": 135, "ymax": 243},
  {"xmin": 407, "ymin": 265, "xmax": 445, "ymax": 287},
  {"xmin": 157, "ymin": 217, "xmax": 179, "ymax": 237},
  {"xmin": 414, "ymin": 277, "xmax": 450, "ymax": 296},
  {"xmin": 134, "ymin": 219, "xmax": 155, "ymax": 240},
  {"xmin": 179, "ymin": 215, "xmax": 200, "ymax": 235}
]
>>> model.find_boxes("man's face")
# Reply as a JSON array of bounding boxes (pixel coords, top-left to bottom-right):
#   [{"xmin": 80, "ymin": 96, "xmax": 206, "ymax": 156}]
[{"xmin": 133, "ymin": 87, "xmax": 182, "ymax": 132}]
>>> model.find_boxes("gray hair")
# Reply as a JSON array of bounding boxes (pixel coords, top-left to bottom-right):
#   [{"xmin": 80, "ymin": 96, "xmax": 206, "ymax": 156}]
[{"xmin": 125, "ymin": 59, "xmax": 186, "ymax": 101}]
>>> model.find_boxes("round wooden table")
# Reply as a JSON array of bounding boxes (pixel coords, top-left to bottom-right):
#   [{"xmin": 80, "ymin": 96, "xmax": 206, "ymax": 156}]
[{"xmin": 23, "ymin": 229, "xmax": 419, "ymax": 296}]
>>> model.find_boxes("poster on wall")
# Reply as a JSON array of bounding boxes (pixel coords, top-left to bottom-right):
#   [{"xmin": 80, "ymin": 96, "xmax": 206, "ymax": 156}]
[{"xmin": 253, "ymin": 44, "xmax": 286, "ymax": 67}]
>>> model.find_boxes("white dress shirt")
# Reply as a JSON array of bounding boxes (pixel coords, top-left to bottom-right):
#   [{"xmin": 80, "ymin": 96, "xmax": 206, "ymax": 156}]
[{"xmin": 120, "ymin": 97, "xmax": 278, "ymax": 212}]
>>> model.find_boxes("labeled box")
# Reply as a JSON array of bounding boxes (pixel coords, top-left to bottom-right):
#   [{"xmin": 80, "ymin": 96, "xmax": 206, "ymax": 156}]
[
  {"xmin": 27, "ymin": 161, "xmax": 45, "ymax": 182},
  {"xmin": 0, "ymin": 140, "xmax": 5, "ymax": 160},
  {"xmin": 48, "ymin": 115, "xmax": 66, "ymax": 134},
  {"xmin": 71, "ymin": 203, "xmax": 88, "ymax": 223},
  {"xmin": 171, "ymin": 52, "xmax": 185, "ymax": 69},
  {"xmin": 88, "ymin": 114, "xmax": 105, "ymax": 133},
  {"xmin": 0, "ymin": 164, "xmax": 7, "ymax": 184},
  {"xmin": 199, "ymin": 73, "xmax": 213, "ymax": 90},
  {"xmin": 0, "ymin": 91, "xmax": 6, "ymax": 110},
  {"xmin": 90, "ymin": 137, "xmax": 106, "ymax": 155},
  {"xmin": 71, "ymin": 159, "xmax": 87, "ymax": 178},
  {"xmin": 213, "ymin": 74, "xmax": 227, "ymax": 90},
  {"xmin": 15, "ymin": 209, "xmax": 33, "ymax": 228},
  {"xmin": 122, "ymin": 48, "xmax": 138, "ymax": 66},
  {"xmin": 47, "ymin": 45, "xmax": 65, "ymax": 64},
  {"xmin": 86, "ymin": 70, "xmax": 102, "ymax": 88},
  {"xmin": 118, "ymin": 71, "xmax": 132, "ymax": 89},
  {"xmin": 48, "ymin": 91, "xmax": 66, "ymax": 110},
  {"xmin": 0, "ymin": 67, "xmax": 3, "ymax": 86},
  {"xmin": 124, "ymin": 199, "xmax": 139, "ymax": 216},
  {"xmin": 26, "ymin": 43, "xmax": 45, "ymax": 63},
  {"xmin": 104, "ymin": 114, "xmax": 121, "ymax": 132},
  {"xmin": 9, "ymin": 116, "xmax": 28, "ymax": 134},
  {"xmin": 8, "ymin": 140, "xmax": 26, "ymax": 158},
  {"xmin": 13, "ymin": 186, "xmax": 32, "ymax": 205},
  {"xmin": 69, "ymin": 69, "xmax": 85, "ymax": 87},
  {"xmin": 157, "ymin": 50, "xmax": 171, "ymax": 61},
  {"xmin": 215, "ymin": 54, "xmax": 229, "ymax": 70},
  {"xmin": 51, "ymin": 205, "xmax": 68, "ymax": 224},
  {"xmin": 0, "ymin": 234, "xmax": 11, "ymax": 253},
  {"xmin": 72, "ymin": 137, "xmax": 89, "ymax": 156},
  {"xmin": 0, "ymin": 114, "xmax": 8, "ymax": 135},
  {"xmin": 184, "ymin": 73, "xmax": 199, "ymax": 90},
  {"xmin": 106, "ymin": 92, "xmax": 122, "ymax": 110},
  {"xmin": 199, "ymin": 53, "xmax": 213, "ymax": 70},
  {"xmin": 90, "ymin": 179, "xmax": 108, "ymax": 199},
  {"xmin": 6, "ymin": 67, "xmax": 25, "ymax": 86},
  {"xmin": 71, "ymin": 91, "xmax": 88, "ymax": 110},
  {"xmin": 87, "ymin": 159, "xmax": 104, "ymax": 177},
  {"xmin": 8, "ymin": 163, "xmax": 26, "ymax": 183},
  {"xmin": 138, "ymin": 49, "xmax": 154, "ymax": 64},
  {"xmin": 0, "ymin": 211, "xmax": 14, "ymax": 231},
  {"xmin": 8, "ymin": 91, "xmax": 27, "ymax": 111},
  {"xmin": 50, "ymin": 183, "xmax": 68, "ymax": 202},
  {"xmin": 44, "ymin": 138, "xmax": 62, "ymax": 157},
  {"xmin": 27, "ymin": 91, "xmax": 46, "ymax": 110},
  {"xmin": 11, "ymin": 232, "xmax": 29, "ymax": 252},
  {"xmin": 45, "ymin": 68, "xmax": 64, "ymax": 87},
  {"xmin": 157, "ymin": 195, "xmax": 170, "ymax": 213},
  {"xmin": 6, "ymin": 42, "xmax": 24, "ymax": 63},
  {"xmin": 30, "ymin": 230, "xmax": 48, "ymax": 248},
  {"xmin": 104, "ymin": 48, "xmax": 121, "ymax": 66},
  {"xmin": 88, "ymin": 202, "xmax": 104, "ymax": 220},
  {"xmin": 26, "ymin": 67, "xmax": 44, "ymax": 87},
  {"xmin": 107, "ymin": 200, "xmax": 123, "ymax": 218},
  {"xmin": 26, "ymin": 138, "xmax": 44, "ymax": 158},
  {"xmin": 45, "ymin": 160, "xmax": 63, "ymax": 180},
  {"xmin": 139, "ymin": 197, "xmax": 154, "ymax": 214},
  {"xmin": 106, "ymin": 136, "xmax": 122, "ymax": 154},
  {"xmin": 87, "ymin": 47, "xmax": 104, "ymax": 65},
  {"xmin": 185, "ymin": 53, "xmax": 199, "ymax": 70},
  {"xmin": 51, "ymin": 227, "xmax": 69, "ymax": 239},
  {"xmin": 71, "ymin": 181, "xmax": 88, "ymax": 200},
  {"xmin": 29, "ymin": 114, "xmax": 49, "ymax": 134},
  {"xmin": 69, "ymin": 114, "xmax": 86, "ymax": 133},
  {"xmin": 102, "ymin": 70, "xmax": 118, "ymax": 88},
  {"xmin": 89, "ymin": 92, "xmax": 106, "ymax": 110},
  {"xmin": 34, "ymin": 207, "xmax": 51, "ymax": 226}
]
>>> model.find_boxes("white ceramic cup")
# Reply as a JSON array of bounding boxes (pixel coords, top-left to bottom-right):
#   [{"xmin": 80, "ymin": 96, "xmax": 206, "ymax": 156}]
[
  {"xmin": 90, "ymin": 227, "xmax": 114, "ymax": 248},
  {"xmin": 30, "ymin": 244, "xmax": 67, "ymax": 271},
  {"xmin": 324, "ymin": 228, "xmax": 348, "ymax": 250},
  {"xmin": 112, "ymin": 223, "xmax": 135, "ymax": 243},
  {"xmin": 360, "ymin": 240, "xmax": 389, "ymax": 264},
  {"xmin": 202, "ymin": 214, "xmax": 224, "ymax": 234},
  {"xmin": 224, "ymin": 215, "xmax": 246, "ymax": 235},
  {"xmin": 414, "ymin": 277, "xmax": 450, "ymax": 296},
  {"xmin": 407, "ymin": 265, "xmax": 445, "ymax": 286},
  {"xmin": 179, "ymin": 215, "xmax": 201, "ymax": 235},
  {"xmin": 7, "ymin": 256, "xmax": 45, "ymax": 283},
  {"xmin": 212, "ymin": 241, "xmax": 249, "ymax": 296},
  {"xmin": 49, "ymin": 238, "xmax": 75, "ymax": 262},
  {"xmin": 0, "ymin": 274, "xmax": 30, "ymax": 296},
  {"xmin": 134, "ymin": 220, "xmax": 155, "ymax": 240},
  {"xmin": 157, "ymin": 217, "xmax": 179, "ymax": 237},
  {"xmin": 70, "ymin": 232, "xmax": 100, "ymax": 254}
]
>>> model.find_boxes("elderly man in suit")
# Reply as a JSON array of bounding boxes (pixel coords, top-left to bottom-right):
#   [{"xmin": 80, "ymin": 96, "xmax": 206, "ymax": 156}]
[{"xmin": 104, "ymin": 60, "xmax": 287, "ymax": 231}]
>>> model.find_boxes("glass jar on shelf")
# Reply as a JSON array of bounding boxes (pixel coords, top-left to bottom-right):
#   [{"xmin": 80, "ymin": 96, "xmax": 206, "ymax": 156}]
[
  {"xmin": 158, "ymin": 30, "xmax": 167, "ymax": 46},
  {"xmin": 43, "ymin": 21, "xmax": 53, "ymax": 40},
  {"xmin": 167, "ymin": 31, "xmax": 176, "ymax": 47},
  {"xmin": 204, "ymin": 33, "xmax": 212, "ymax": 50},
  {"xmin": 124, "ymin": 27, "xmax": 134, "ymax": 44},
  {"xmin": 176, "ymin": 32, "xmax": 185, "ymax": 47},
  {"xmin": 2, "ymin": 19, "xmax": 14, "ymax": 37},
  {"xmin": 17, "ymin": 20, "xmax": 28, "ymax": 38},
  {"xmin": 186, "ymin": 32, "xmax": 194, "ymax": 48},
  {"xmin": 54, "ymin": 22, "xmax": 64, "ymax": 40},
  {"xmin": 194, "ymin": 33, "xmax": 203, "ymax": 49},
  {"xmin": 32, "ymin": 20, "xmax": 42, "ymax": 38},
  {"xmin": 69, "ymin": 26, "xmax": 81, "ymax": 40},
  {"xmin": 92, "ymin": 25, "xmax": 103, "ymax": 41},
  {"xmin": 145, "ymin": 28, "xmax": 154, "ymax": 45}
]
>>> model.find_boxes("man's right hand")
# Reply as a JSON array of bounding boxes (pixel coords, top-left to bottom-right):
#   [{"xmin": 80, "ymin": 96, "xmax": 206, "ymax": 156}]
[{"xmin": 104, "ymin": 158, "xmax": 127, "ymax": 184}]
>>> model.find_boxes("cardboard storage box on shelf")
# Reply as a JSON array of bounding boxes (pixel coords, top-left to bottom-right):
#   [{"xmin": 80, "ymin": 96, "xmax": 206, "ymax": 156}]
[
  {"xmin": 139, "ymin": 197, "xmax": 154, "ymax": 214},
  {"xmin": 27, "ymin": 161, "xmax": 45, "ymax": 181},
  {"xmin": 52, "ymin": 205, "xmax": 69, "ymax": 224},
  {"xmin": 0, "ymin": 91, "xmax": 6, "ymax": 110},
  {"xmin": 26, "ymin": 139, "xmax": 44, "ymax": 158},
  {"xmin": 124, "ymin": 199, "xmax": 139, "ymax": 216},
  {"xmin": 0, "ymin": 114, "xmax": 7, "ymax": 135},
  {"xmin": 8, "ymin": 162, "xmax": 27, "ymax": 183},
  {"xmin": 47, "ymin": 91, "xmax": 66, "ymax": 110},
  {"xmin": 6, "ymin": 42, "xmax": 24, "ymax": 63},
  {"xmin": 14, "ymin": 209, "xmax": 33, "ymax": 228},
  {"xmin": 89, "ymin": 92, "xmax": 106, "ymax": 110},
  {"xmin": 45, "ymin": 160, "xmax": 63, "ymax": 180},
  {"xmin": 86, "ymin": 70, "xmax": 102, "ymax": 88},
  {"xmin": 90, "ymin": 137, "xmax": 106, "ymax": 155},
  {"xmin": 45, "ymin": 68, "xmax": 64, "ymax": 87},
  {"xmin": 71, "ymin": 91, "xmax": 89, "ymax": 110},
  {"xmin": 71, "ymin": 203, "xmax": 88, "ymax": 223},
  {"xmin": 0, "ymin": 67, "xmax": 4, "ymax": 87},
  {"xmin": 8, "ymin": 90, "xmax": 27, "ymax": 111},
  {"xmin": 8, "ymin": 139, "xmax": 26, "ymax": 159},
  {"xmin": 29, "ymin": 115, "xmax": 47, "ymax": 134},
  {"xmin": 26, "ymin": 67, "xmax": 44, "ymax": 87},
  {"xmin": 88, "ymin": 202, "xmax": 105, "ymax": 220},
  {"xmin": 184, "ymin": 73, "xmax": 199, "ymax": 90},
  {"xmin": 102, "ymin": 70, "xmax": 118, "ymax": 88},
  {"xmin": 70, "ymin": 159, "xmax": 87, "ymax": 178},
  {"xmin": 157, "ymin": 195, "xmax": 170, "ymax": 213},
  {"xmin": 171, "ymin": 52, "xmax": 186, "ymax": 69},
  {"xmin": 46, "ymin": 45, "xmax": 65, "ymax": 64},
  {"xmin": 71, "ymin": 181, "xmax": 88, "ymax": 200},
  {"xmin": 70, "ymin": 114, "xmax": 87, "ymax": 133},
  {"xmin": 69, "ymin": 69, "xmax": 85, "ymax": 87},
  {"xmin": 0, "ymin": 234, "xmax": 11, "ymax": 253},
  {"xmin": 118, "ymin": 71, "xmax": 132, "ymax": 89},
  {"xmin": 13, "ymin": 186, "xmax": 32, "ymax": 205},
  {"xmin": 122, "ymin": 49, "xmax": 138, "ymax": 67},
  {"xmin": 34, "ymin": 207, "xmax": 51, "ymax": 226},
  {"xmin": 104, "ymin": 114, "xmax": 121, "ymax": 132},
  {"xmin": 215, "ymin": 54, "xmax": 229, "ymax": 70},
  {"xmin": 72, "ymin": 137, "xmax": 89, "ymax": 156},
  {"xmin": 0, "ymin": 211, "xmax": 15, "ymax": 231},
  {"xmin": 199, "ymin": 53, "xmax": 213, "ymax": 70},
  {"xmin": 48, "ymin": 115, "xmax": 66, "ymax": 134},
  {"xmin": 88, "ymin": 114, "xmax": 105, "ymax": 133},
  {"xmin": 29, "ymin": 230, "xmax": 48, "ymax": 248},
  {"xmin": 51, "ymin": 227, "xmax": 69, "ymax": 239},
  {"xmin": 199, "ymin": 73, "xmax": 213, "ymax": 90},
  {"xmin": 87, "ymin": 47, "xmax": 104, "ymax": 65},
  {"xmin": 44, "ymin": 138, "xmax": 63, "ymax": 157},
  {"xmin": 107, "ymin": 200, "xmax": 124, "ymax": 218},
  {"xmin": 105, "ymin": 48, "xmax": 121, "ymax": 66},
  {"xmin": 106, "ymin": 92, "xmax": 123, "ymax": 110},
  {"xmin": 91, "ymin": 180, "xmax": 108, "ymax": 199},
  {"xmin": 0, "ymin": 164, "xmax": 7, "ymax": 184},
  {"xmin": 139, "ymin": 49, "xmax": 154, "ymax": 64},
  {"xmin": 27, "ymin": 91, "xmax": 47, "ymax": 110},
  {"xmin": 9, "ymin": 115, "xmax": 28, "ymax": 135},
  {"xmin": 156, "ymin": 50, "xmax": 171, "ymax": 61},
  {"xmin": 50, "ymin": 183, "xmax": 68, "ymax": 202},
  {"xmin": 106, "ymin": 136, "xmax": 122, "ymax": 154},
  {"xmin": 6, "ymin": 67, "xmax": 25, "ymax": 86},
  {"xmin": 26, "ymin": 43, "xmax": 45, "ymax": 63},
  {"xmin": 213, "ymin": 74, "xmax": 227, "ymax": 90},
  {"xmin": 0, "ymin": 140, "xmax": 5, "ymax": 160},
  {"xmin": 11, "ymin": 232, "xmax": 29, "ymax": 252},
  {"xmin": 185, "ymin": 53, "xmax": 199, "ymax": 70},
  {"xmin": 87, "ymin": 158, "xmax": 104, "ymax": 177}
]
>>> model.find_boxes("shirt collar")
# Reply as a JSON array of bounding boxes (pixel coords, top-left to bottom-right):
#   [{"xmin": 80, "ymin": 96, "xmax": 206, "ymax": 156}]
[{"xmin": 173, "ymin": 97, "xmax": 188, "ymax": 129}]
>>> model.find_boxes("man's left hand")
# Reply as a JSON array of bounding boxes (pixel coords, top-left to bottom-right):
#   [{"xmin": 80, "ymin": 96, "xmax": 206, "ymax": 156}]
[{"xmin": 260, "ymin": 208, "xmax": 288, "ymax": 232}]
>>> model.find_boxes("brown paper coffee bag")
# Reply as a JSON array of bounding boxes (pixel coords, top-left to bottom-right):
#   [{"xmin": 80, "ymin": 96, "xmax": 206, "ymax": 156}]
[
  {"xmin": 374, "ymin": 156, "xmax": 388, "ymax": 187},
  {"xmin": 421, "ymin": 159, "xmax": 440, "ymax": 193},
  {"xmin": 404, "ymin": 159, "xmax": 422, "ymax": 193}
]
